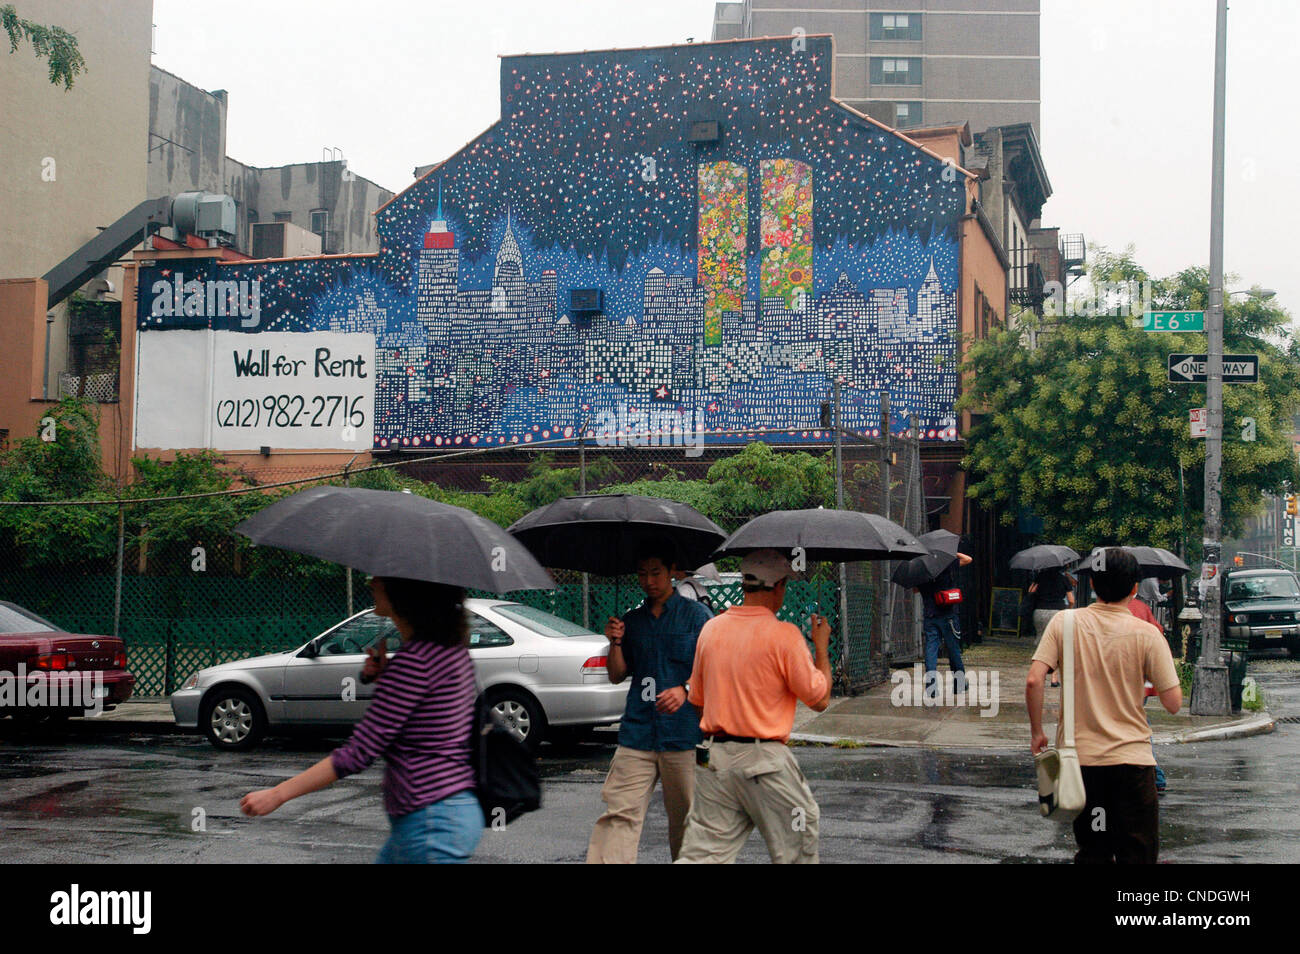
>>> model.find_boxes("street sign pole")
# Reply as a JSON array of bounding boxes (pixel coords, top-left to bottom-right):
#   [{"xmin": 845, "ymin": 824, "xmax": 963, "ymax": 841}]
[{"xmin": 1193, "ymin": 0, "xmax": 1231, "ymax": 715}]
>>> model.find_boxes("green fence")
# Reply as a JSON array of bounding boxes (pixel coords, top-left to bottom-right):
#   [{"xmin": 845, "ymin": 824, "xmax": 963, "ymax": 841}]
[
  {"xmin": 2, "ymin": 570, "xmax": 349, "ymax": 696},
  {"xmin": 2, "ymin": 570, "xmax": 864, "ymax": 696},
  {"xmin": 502, "ymin": 579, "xmax": 849, "ymax": 659}
]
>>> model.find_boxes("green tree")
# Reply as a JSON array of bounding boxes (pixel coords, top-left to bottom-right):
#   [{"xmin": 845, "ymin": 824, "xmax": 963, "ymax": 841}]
[
  {"xmin": 0, "ymin": 398, "xmax": 114, "ymax": 566},
  {"xmin": 127, "ymin": 450, "xmax": 269, "ymax": 556},
  {"xmin": 2, "ymin": 4, "xmax": 86, "ymax": 89},
  {"xmin": 600, "ymin": 442, "xmax": 844, "ymax": 532},
  {"xmin": 958, "ymin": 247, "xmax": 1300, "ymax": 557}
]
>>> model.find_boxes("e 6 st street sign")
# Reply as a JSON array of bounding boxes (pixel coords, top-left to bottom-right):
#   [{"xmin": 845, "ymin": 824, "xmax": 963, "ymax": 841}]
[
  {"xmin": 1141, "ymin": 310, "xmax": 1204, "ymax": 332},
  {"xmin": 1167, "ymin": 353, "xmax": 1259, "ymax": 383}
]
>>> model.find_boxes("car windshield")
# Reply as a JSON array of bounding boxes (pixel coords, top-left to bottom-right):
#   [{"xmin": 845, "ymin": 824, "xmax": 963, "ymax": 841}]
[
  {"xmin": 1227, "ymin": 576, "xmax": 1300, "ymax": 601},
  {"xmin": 491, "ymin": 604, "xmax": 596, "ymax": 638},
  {"xmin": 0, "ymin": 604, "xmax": 57, "ymax": 634}
]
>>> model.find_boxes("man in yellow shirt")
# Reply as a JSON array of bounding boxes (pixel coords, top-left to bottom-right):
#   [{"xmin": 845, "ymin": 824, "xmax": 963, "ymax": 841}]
[
  {"xmin": 1027, "ymin": 547, "xmax": 1182, "ymax": 863},
  {"xmin": 674, "ymin": 549, "xmax": 831, "ymax": 864}
]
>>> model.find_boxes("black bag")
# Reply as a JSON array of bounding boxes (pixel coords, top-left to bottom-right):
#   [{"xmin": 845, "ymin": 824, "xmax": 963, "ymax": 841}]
[{"xmin": 471, "ymin": 695, "xmax": 541, "ymax": 828}]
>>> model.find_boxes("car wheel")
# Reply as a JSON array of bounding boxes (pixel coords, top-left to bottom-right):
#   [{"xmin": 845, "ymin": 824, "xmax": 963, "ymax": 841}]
[
  {"xmin": 201, "ymin": 687, "xmax": 266, "ymax": 751},
  {"xmin": 485, "ymin": 687, "xmax": 547, "ymax": 752}
]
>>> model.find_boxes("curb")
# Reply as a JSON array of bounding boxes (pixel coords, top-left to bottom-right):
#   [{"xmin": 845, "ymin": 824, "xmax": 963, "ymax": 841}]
[
  {"xmin": 71, "ymin": 717, "xmax": 182, "ymax": 734},
  {"xmin": 1169, "ymin": 711, "xmax": 1276, "ymax": 743},
  {"xmin": 791, "ymin": 713, "xmax": 1277, "ymax": 751},
  {"xmin": 789, "ymin": 733, "xmax": 901, "ymax": 748},
  {"xmin": 788, "ymin": 732, "xmax": 1024, "ymax": 750}
]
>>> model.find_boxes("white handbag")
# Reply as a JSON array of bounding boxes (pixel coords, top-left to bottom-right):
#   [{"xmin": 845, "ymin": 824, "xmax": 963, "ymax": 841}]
[{"xmin": 1034, "ymin": 609, "xmax": 1087, "ymax": 821}]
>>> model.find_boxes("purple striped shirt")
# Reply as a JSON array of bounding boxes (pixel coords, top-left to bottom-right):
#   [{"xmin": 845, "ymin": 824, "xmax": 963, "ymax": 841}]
[{"xmin": 330, "ymin": 639, "xmax": 477, "ymax": 818}]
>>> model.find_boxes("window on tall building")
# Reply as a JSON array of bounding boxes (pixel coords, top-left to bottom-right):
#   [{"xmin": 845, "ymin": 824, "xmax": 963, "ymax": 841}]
[
  {"xmin": 894, "ymin": 102, "xmax": 923, "ymax": 127},
  {"xmin": 871, "ymin": 12, "xmax": 922, "ymax": 41},
  {"xmin": 871, "ymin": 57, "xmax": 921, "ymax": 86},
  {"xmin": 274, "ymin": 211, "xmax": 292, "ymax": 223},
  {"xmin": 311, "ymin": 209, "xmax": 329, "ymax": 236}
]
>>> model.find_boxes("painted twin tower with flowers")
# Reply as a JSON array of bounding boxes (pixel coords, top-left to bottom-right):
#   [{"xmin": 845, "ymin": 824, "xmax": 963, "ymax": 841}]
[{"xmin": 136, "ymin": 35, "xmax": 994, "ymax": 455}]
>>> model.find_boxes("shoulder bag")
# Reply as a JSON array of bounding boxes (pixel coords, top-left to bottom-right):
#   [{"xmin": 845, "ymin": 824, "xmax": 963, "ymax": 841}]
[
  {"xmin": 471, "ymin": 687, "xmax": 541, "ymax": 829},
  {"xmin": 1033, "ymin": 609, "xmax": 1087, "ymax": 821}
]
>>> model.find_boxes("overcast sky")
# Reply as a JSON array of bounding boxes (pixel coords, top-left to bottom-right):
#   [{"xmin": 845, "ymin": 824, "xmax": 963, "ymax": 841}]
[{"xmin": 151, "ymin": 0, "xmax": 1300, "ymax": 316}]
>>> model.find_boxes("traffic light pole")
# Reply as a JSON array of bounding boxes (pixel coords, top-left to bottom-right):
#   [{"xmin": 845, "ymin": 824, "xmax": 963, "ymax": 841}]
[{"xmin": 1192, "ymin": 0, "xmax": 1231, "ymax": 715}]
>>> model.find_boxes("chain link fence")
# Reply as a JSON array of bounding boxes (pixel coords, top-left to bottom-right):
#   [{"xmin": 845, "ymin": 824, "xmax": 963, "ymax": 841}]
[
  {"xmin": 832, "ymin": 386, "xmax": 927, "ymax": 690},
  {"xmin": 1, "ymin": 419, "xmax": 924, "ymax": 697}
]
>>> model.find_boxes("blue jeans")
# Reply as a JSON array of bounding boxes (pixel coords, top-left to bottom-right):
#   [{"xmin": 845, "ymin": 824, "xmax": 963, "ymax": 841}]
[
  {"xmin": 923, "ymin": 615, "xmax": 965, "ymax": 693},
  {"xmin": 376, "ymin": 790, "xmax": 483, "ymax": 864},
  {"xmin": 1146, "ymin": 712, "xmax": 1167, "ymax": 789}
]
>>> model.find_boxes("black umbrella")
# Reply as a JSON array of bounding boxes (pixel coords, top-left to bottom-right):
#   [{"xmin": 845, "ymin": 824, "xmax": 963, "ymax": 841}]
[
  {"xmin": 891, "ymin": 529, "xmax": 960, "ymax": 588},
  {"xmin": 235, "ymin": 486, "xmax": 555, "ymax": 593},
  {"xmin": 1149, "ymin": 547, "xmax": 1191, "ymax": 578},
  {"xmin": 712, "ymin": 508, "xmax": 928, "ymax": 563},
  {"xmin": 1009, "ymin": 544, "xmax": 1080, "ymax": 573},
  {"xmin": 1075, "ymin": 545, "xmax": 1190, "ymax": 580},
  {"xmin": 506, "ymin": 494, "xmax": 727, "ymax": 576}
]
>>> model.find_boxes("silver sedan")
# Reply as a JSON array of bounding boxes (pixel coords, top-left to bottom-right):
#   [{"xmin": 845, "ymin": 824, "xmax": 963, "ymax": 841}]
[{"xmin": 170, "ymin": 599, "xmax": 625, "ymax": 751}]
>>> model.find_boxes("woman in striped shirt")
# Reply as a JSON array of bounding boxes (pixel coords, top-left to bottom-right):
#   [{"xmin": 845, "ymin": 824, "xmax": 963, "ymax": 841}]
[{"xmin": 240, "ymin": 576, "xmax": 483, "ymax": 863}]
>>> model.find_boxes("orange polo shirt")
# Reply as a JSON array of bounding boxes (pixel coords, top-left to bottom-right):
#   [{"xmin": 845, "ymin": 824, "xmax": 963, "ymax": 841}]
[{"xmin": 687, "ymin": 605, "xmax": 828, "ymax": 742}]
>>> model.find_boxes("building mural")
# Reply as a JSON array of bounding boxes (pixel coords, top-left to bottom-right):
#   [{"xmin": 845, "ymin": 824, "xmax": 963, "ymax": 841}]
[{"xmin": 136, "ymin": 36, "xmax": 966, "ymax": 452}]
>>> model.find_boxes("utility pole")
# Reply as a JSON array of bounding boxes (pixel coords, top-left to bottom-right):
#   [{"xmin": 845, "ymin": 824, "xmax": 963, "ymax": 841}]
[
  {"xmin": 833, "ymin": 379, "xmax": 849, "ymax": 680},
  {"xmin": 880, "ymin": 390, "xmax": 892, "ymax": 659},
  {"xmin": 579, "ymin": 419, "xmax": 590, "ymax": 630},
  {"xmin": 1192, "ymin": 0, "xmax": 1231, "ymax": 715}
]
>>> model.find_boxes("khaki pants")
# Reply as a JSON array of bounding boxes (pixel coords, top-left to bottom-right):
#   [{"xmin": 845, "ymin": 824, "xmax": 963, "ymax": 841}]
[
  {"xmin": 674, "ymin": 741, "xmax": 819, "ymax": 864},
  {"xmin": 586, "ymin": 746, "xmax": 695, "ymax": 863}
]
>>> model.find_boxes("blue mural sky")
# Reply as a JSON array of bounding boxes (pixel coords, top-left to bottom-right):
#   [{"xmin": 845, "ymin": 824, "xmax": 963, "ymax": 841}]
[
  {"xmin": 376, "ymin": 36, "xmax": 965, "ymax": 294},
  {"xmin": 137, "ymin": 36, "xmax": 968, "ymax": 446}
]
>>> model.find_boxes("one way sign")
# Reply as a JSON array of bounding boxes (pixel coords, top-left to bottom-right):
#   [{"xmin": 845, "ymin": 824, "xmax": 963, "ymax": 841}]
[{"xmin": 1167, "ymin": 353, "xmax": 1259, "ymax": 383}]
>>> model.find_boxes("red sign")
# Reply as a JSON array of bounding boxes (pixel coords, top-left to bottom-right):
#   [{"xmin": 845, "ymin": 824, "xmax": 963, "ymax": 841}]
[{"xmin": 1190, "ymin": 408, "xmax": 1207, "ymax": 438}]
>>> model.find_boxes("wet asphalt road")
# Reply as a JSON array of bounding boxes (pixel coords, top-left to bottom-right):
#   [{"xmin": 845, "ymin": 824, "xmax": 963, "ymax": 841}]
[{"xmin": 2, "ymin": 670, "xmax": 1297, "ymax": 864}]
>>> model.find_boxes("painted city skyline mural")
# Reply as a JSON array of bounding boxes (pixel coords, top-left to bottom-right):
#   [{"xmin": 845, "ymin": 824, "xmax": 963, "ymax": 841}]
[{"xmin": 137, "ymin": 36, "xmax": 967, "ymax": 451}]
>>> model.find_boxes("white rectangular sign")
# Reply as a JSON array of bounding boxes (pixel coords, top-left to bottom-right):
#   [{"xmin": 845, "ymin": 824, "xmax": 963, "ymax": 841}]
[
  {"xmin": 135, "ymin": 330, "xmax": 375, "ymax": 451},
  {"xmin": 1190, "ymin": 407, "xmax": 1207, "ymax": 438}
]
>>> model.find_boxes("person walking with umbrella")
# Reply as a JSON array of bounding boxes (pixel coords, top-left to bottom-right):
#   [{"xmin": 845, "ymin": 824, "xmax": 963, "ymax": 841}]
[
  {"xmin": 240, "ymin": 575, "xmax": 483, "ymax": 863},
  {"xmin": 233, "ymin": 486, "xmax": 556, "ymax": 863},
  {"xmin": 1027, "ymin": 566, "xmax": 1076, "ymax": 638},
  {"xmin": 674, "ymin": 550, "xmax": 832, "ymax": 864},
  {"xmin": 506, "ymin": 494, "xmax": 726, "ymax": 863},
  {"xmin": 586, "ymin": 539, "xmax": 714, "ymax": 863},
  {"xmin": 892, "ymin": 529, "xmax": 971, "ymax": 695}
]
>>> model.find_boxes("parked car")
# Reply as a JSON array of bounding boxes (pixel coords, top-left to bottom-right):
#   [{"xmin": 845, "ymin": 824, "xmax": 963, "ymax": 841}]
[
  {"xmin": 170, "ymin": 599, "xmax": 625, "ymax": 751},
  {"xmin": 1223, "ymin": 568, "xmax": 1300, "ymax": 657},
  {"xmin": 0, "ymin": 600, "xmax": 135, "ymax": 721}
]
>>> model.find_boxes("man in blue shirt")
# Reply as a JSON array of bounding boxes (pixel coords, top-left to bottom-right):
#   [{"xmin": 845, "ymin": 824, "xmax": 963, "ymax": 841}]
[{"xmin": 586, "ymin": 542, "xmax": 713, "ymax": 863}]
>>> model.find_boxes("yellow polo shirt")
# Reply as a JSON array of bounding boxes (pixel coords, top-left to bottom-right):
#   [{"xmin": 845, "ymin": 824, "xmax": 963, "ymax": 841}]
[{"xmin": 1032, "ymin": 603, "xmax": 1179, "ymax": 766}]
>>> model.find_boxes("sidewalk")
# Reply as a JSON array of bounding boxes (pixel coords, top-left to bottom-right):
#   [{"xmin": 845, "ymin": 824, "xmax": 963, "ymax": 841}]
[
  {"xmin": 79, "ymin": 639, "xmax": 1277, "ymax": 751},
  {"xmin": 790, "ymin": 639, "xmax": 1276, "ymax": 750}
]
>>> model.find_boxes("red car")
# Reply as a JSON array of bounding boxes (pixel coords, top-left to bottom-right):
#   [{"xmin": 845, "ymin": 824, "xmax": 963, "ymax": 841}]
[{"xmin": 0, "ymin": 601, "xmax": 135, "ymax": 722}]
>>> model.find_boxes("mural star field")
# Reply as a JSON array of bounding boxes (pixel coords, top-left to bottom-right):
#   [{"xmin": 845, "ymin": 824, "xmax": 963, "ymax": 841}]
[{"xmin": 138, "ymin": 35, "xmax": 967, "ymax": 451}]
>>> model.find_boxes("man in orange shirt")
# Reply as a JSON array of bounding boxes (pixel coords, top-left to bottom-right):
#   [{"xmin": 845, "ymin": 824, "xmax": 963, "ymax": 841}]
[{"xmin": 674, "ymin": 549, "xmax": 831, "ymax": 864}]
